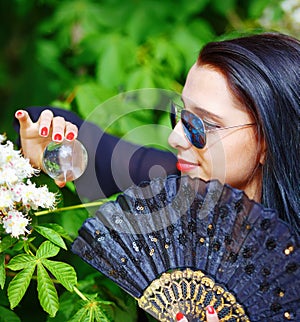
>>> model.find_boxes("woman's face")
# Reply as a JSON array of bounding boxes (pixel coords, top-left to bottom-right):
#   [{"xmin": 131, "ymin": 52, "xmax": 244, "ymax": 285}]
[{"xmin": 168, "ymin": 64, "xmax": 264, "ymax": 201}]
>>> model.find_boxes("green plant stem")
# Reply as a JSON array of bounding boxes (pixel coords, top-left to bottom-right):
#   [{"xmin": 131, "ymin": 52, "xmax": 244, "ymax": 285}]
[
  {"xmin": 73, "ymin": 286, "xmax": 88, "ymax": 301},
  {"xmin": 34, "ymin": 200, "xmax": 107, "ymax": 216},
  {"xmin": 29, "ymin": 242, "xmax": 38, "ymax": 253}
]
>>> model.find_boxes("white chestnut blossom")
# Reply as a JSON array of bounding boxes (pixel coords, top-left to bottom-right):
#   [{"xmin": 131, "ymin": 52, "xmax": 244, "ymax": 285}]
[
  {"xmin": 0, "ymin": 135, "xmax": 56, "ymax": 238},
  {"xmin": 2, "ymin": 210, "xmax": 30, "ymax": 238},
  {"xmin": 0, "ymin": 140, "xmax": 38, "ymax": 186},
  {"xmin": 18, "ymin": 180, "xmax": 56, "ymax": 210},
  {"xmin": 0, "ymin": 188, "xmax": 15, "ymax": 209}
]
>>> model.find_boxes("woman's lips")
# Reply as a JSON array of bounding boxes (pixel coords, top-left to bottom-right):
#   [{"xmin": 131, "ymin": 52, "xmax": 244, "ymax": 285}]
[{"xmin": 176, "ymin": 159, "xmax": 199, "ymax": 172}]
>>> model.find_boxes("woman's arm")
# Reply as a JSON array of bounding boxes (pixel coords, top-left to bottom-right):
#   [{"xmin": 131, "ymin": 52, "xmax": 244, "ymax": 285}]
[{"xmin": 14, "ymin": 106, "xmax": 178, "ymax": 200}]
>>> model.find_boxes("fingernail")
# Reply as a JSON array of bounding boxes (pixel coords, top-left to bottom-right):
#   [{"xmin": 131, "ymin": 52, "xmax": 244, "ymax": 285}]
[
  {"xmin": 56, "ymin": 181, "xmax": 66, "ymax": 188},
  {"xmin": 15, "ymin": 111, "xmax": 23, "ymax": 117},
  {"xmin": 54, "ymin": 133, "xmax": 62, "ymax": 141},
  {"xmin": 207, "ymin": 306, "xmax": 215, "ymax": 314},
  {"xmin": 176, "ymin": 312, "xmax": 188, "ymax": 322},
  {"xmin": 66, "ymin": 132, "xmax": 75, "ymax": 141},
  {"xmin": 41, "ymin": 127, "xmax": 48, "ymax": 137}
]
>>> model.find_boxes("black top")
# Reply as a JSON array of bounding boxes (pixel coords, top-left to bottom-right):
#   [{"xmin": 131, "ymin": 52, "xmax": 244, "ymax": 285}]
[{"xmin": 14, "ymin": 106, "xmax": 178, "ymax": 200}]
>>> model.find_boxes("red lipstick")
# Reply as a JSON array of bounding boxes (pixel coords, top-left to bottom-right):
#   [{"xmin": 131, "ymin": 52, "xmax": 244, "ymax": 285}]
[{"xmin": 176, "ymin": 159, "xmax": 199, "ymax": 172}]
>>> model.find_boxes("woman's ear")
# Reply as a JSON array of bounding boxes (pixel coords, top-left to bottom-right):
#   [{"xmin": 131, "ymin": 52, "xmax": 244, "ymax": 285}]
[{"xmin": 259, "ymin": 138, "xmax": 267, "ymax": 165}]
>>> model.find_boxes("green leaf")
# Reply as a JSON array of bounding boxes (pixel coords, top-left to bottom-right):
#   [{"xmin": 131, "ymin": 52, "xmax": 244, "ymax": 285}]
[
  {"xmin": 126, "ymin": 67, "xmax": 154, "ymax": 90},
  {"xmin": 0, "ymin": 254, "xmax": 6, "ymax": 289},
  {"xmin": 67, "ymin": 306, "xmax": 90, "ymax": 322},
  {"xmin": 6, "ymin": 254, "xmax": 36, "ymax": 271},
  {"xmin": 11, "ymin": 240, "xmax": 24, "ymax": 252},
  {"xmin": 75, "ymin": 82, "xmax": 116, "ymax": 120},
  {"xmin": 8, "ymin": 265, "xmax": 35, "ymax": 309},
  {"xmin": 34, "ymin": 226, "xmax": 67, "ymax": 250},
  {"xmin": 176, "ymin": 0, "xmax": 210, "ymax": 16},
  {"xmin": 85, "ymin": 273, "xmax": 138, "ymax": 322},
  {"xmin": 248, "ymin": 0, "xmax": 272, "ymax": 18},
  {"xmin": 211, "ymin": 0, "xmax": 237, "ymax": 16},
  {"xmin": 68, "ymin": 300, "xmax": 112, "ymax": 322},
  {"xmin": 46, "ymin": 291, "xmax": 77, "ymax": 321},
  {"xmin": 97, "ymin": 39, "xmax": 124, "ymax": 88},
  {"xmin": 124, "ymin": 123, "xmax": 171, "ymax": 150},
  {"xmin": 96, "ymin": 35, "xmax": 135, "ymax": 89},
  {"xmin": 89, "ymin": 303, "xmax": 112, "ymax": 322},
  {"xmin": 36, "ymin": 241, "xmax": 60, "ymax": 259},
  {"xmin": 42, "ymin": 259, "xmax": 77, "ymax": 292},
  {"xmin": 37, "ymin": 263, "xmax": 59, "ymax": 317},
  {"xmin": 56, "ymin": 208, "xmax": 89, "ymax": 238},
  {"xmin": 36, "ymin": 40, "xmax": 72, "ymax": 80},
  {"xmin": 40, "ymin": 223, "xmax": 73, "ymax": 242},
  {"xmin": 125, "ymin": 5, "xmax": 164, "ymax": 43},
  {"xmin": 0, "ymin": 305, "xmax": 21, "ymax": 322},
  {"xmin": 171, "ymin": 25, "xmax": 203, "ymax": 70},
  {"xmin": 0, "ymin": 236, "xmax": 16, "ymax": 253}
]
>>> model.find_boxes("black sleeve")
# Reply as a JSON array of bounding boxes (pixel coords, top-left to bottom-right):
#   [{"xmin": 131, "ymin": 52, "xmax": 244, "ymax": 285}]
[{"xmin": 13, "ymin": 106, "xmax": 178, "ymax": 200}]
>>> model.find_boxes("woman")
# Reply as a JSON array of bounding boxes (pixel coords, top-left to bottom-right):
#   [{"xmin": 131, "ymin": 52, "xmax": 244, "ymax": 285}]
[
  {"xmin": 168, "ymin": 32, "xmax": 300, "ymax": 234},
  {"xmin": 16, "ymin": 32, "xmax": 300, "ymax": 321}
]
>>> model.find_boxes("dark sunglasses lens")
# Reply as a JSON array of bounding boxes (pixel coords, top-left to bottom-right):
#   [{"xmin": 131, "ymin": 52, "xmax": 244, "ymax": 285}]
[
  {"xmin": 170, "ymin": 102, "xmax": 177, "ymax": 129},
  {"xmin": 181, "ymin": 110, "xmax": 206, "ymax": 148}
]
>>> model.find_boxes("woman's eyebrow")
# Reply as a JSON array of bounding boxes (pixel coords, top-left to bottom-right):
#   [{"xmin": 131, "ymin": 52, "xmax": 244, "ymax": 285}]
[
  {"xmin": 194, "ymin": 106, "xmax": 223, "ymax": 121},
  {"xmin": 181, "ymin": 98, "xmax": 223, "ymax": 121}
]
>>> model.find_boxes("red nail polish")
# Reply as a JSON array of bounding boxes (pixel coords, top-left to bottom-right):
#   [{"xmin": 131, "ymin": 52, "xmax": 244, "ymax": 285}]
[
  {"xmin": 41, "ymin": 127, "xmax": 48, "ymax": 137},
  {"xmin": 176, "ymin": 312, "xmax": 188, "ymax": 321},
  {"xmin": 16, "ymin": 111, "xmax": 23, "ymax": 117},
  {"xmin": 207, "ymin": 306, "xmax": 215, "ymax": 314},
  {"xmin": 54, "ymin": 134, "xmax": 62, "ymax": 141},
  {"xmin": 66, "ymin": 132, "xmax": 75, "ymax": 140}
]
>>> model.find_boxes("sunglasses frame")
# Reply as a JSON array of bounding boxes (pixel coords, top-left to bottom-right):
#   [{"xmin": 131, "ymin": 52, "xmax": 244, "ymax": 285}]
[{"xmin": 170, "ymin": 101, "xmax": 255, "ymax": 149}]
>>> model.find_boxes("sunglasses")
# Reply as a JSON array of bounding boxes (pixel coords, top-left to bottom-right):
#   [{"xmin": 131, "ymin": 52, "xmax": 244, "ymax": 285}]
[{"xmin": 170, "ymin": 102, "xmax": 255, "ymax": 149}]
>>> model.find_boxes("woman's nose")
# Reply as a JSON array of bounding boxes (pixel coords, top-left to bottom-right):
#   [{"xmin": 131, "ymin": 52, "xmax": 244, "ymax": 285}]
[{"xmin": 168, "ymin": 121, "xmax": 191, "ymax": 150}]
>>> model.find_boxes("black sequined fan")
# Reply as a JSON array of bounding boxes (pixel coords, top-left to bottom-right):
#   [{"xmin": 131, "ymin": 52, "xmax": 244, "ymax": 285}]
[{"xmin": 71, "ymin": 175, "xmax": 300, "ymax": 322}]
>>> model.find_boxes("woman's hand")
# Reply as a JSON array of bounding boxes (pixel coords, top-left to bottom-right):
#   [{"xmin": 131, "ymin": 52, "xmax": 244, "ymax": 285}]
[
  {"xmin": 175, "ymin": 306, "xmax": 219, "ymax": 322},
  {"xmin": 15, "ymin": 109, "xmax": 78, "ymax": 186},
  {"xmin": 205, "ymin": 306, "xmax": 219, "ymax": 322}
]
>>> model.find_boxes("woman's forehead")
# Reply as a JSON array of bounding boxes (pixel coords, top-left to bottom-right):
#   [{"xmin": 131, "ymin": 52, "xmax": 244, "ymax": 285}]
[{"xmin": 182, "ymin": 65, "xmax": 251, "ymax": 122}]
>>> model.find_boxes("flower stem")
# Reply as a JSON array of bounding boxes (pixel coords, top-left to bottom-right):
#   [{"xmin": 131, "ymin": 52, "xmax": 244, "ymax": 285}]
[{"xmin": 34, "ymin": 200, "xmax": 107, "ymax": 216}]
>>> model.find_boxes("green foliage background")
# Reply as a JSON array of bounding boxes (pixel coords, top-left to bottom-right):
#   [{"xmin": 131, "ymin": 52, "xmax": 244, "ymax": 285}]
[
  {"xmin": 1, "ymin": 0, "xmax": 289, "ymax": 139},
  {"xmin": 0, "ymin": 0, "xmax": 295, "ymax": 321}
]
